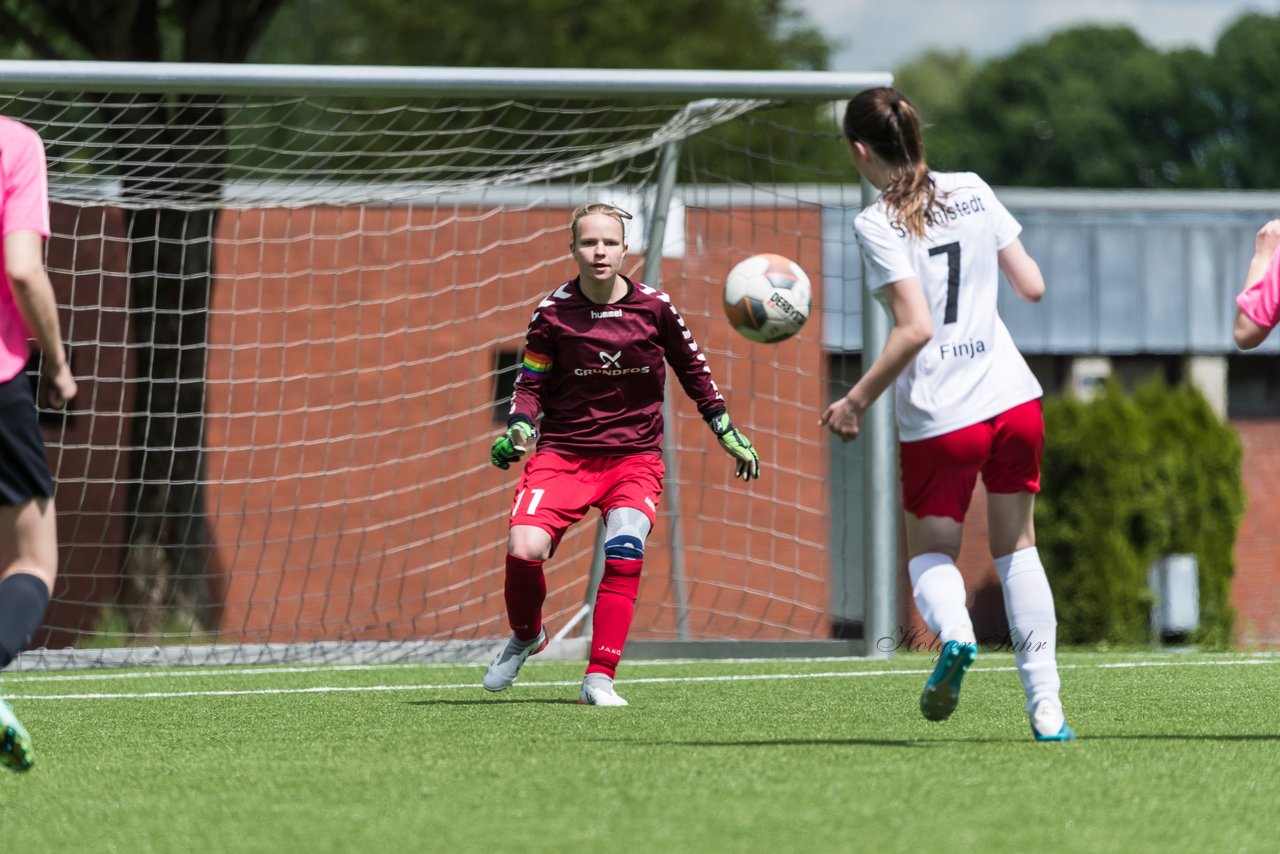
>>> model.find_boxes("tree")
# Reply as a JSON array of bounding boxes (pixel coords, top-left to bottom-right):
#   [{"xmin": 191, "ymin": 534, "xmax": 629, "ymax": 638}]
[
  {"xmin": 253, "ymin": 0, "xmax": 830, "ymax": 71},
  {"xmin": 256, "ymin": 0, "xmax": 841, "ymax": 183},
  {"xmin": 891, "ymin": 50, "xmax": 978, "ymax": 174},
  {"xmin": 247, "ymin": 0, "xmax": 842, "ymax": 185},
  {"xmin": 890, "ymin": 19, "xmax": 1280, "ymax": 189},
  {"xmin": 0, "ymin": 1, "xmax": 286, "ymax": 636},
  {"xmin": 949, "ymin": 26, "xmax": 1215, "ymax": 187},
  {"xmin": 1211, "ymin": 12, "xmax": 1280, "ymax": 188}
]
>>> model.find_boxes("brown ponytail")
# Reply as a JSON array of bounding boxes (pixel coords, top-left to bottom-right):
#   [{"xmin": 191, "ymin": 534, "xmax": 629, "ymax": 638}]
[{"xmin": 843, "ymin": 88, "xmax": 937, "ymax": 238}]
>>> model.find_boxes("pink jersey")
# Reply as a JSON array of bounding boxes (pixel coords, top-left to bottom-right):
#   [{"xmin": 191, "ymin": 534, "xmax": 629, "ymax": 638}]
[
  {"xmin": 1237, "ymin": 244, "xmax": 1280, "ymax": 331},
  {"xmin": 0, "ymin": 116, "xmax": 51, "ymax": 382},
  {"xmin": 510, "ymin": 275, "xmax": 724, "ymax": 457}
]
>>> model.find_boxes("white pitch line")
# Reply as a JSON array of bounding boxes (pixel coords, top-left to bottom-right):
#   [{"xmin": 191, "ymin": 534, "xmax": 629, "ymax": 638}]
[
  {"xmin": 4, "ymin": 656, "xmax": 1278, "ymax": 702},
  {"xmin": 6, "ymin": 650, "xmax": 1277, "ymax": 686},
  {"xmin": 5, "ymin": 669, "xmax": 927, "ymax": 700},
  {"xmin": 5, "ymin": 683, "xmax": 502, "ymax": 701},
  {"xmin": 1091, "ymin": 659, "xmax": 1279, "ymax": 669},
  {"xmin": 1, "ymin": 662, "xmax": 432, "ymax": 683},
  {"xmin": 0, "ymin": 660, "xmax": 866, "ymax": 685}
]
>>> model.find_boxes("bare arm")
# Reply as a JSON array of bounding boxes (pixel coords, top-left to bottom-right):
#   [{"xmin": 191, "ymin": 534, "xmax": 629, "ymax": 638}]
[
  {"xmin": 1234, "ymin": 311, "xmax": 1269, "ymax": 350},
  {"xmin": 820, "ymin": 277, "xmax": 933, "ymax": 442},
  {"xmin": 1234, "ymin": 220, "xmax": 1280, "ymax": 350},
  {"xmin": 5, "ymin": 229, "xmax": 76, "ymax": 407},
  {"xmin": 997, "ymin": 238, "xmax": 1044, "ymax": 303}
]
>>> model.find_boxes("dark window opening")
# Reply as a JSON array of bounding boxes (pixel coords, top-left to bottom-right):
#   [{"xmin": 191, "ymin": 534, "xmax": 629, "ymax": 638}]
[
  {"xmin": 1025, "ymin": 355, "xmax": 1069, "ymax": 397},
  {"xmin": 492, "ymin": 348, "xmax": 520, "ymax": 423},
  {"xmin": 1228, "ymin": 354, "xmax": 1280, "ymax": 418},
  {"xmin": 1109, "ymin": 355, "xmax": 1183, "ymax": 391}
]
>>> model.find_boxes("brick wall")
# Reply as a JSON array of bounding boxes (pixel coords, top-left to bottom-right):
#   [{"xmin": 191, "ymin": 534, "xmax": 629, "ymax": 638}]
[
  {"xmin": 38, "ymin": 203, "xmax": 835, "ymax": 646},
  {"xmin": 36, "ymin": 201, "xmax": 1280, "ymax": 649},
  {"xmin": 1227, "ymin": 420, "xmax": 1280, "ymax": 645}
]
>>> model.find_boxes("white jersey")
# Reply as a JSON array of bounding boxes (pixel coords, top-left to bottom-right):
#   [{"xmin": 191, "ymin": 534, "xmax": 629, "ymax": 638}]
[{"xmin": 855, "ymin": 171, "xmax": 1042, "ymax": 442}]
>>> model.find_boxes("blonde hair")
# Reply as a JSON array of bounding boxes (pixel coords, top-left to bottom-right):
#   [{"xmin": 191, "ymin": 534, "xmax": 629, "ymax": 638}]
[
  {"xmin": 843, "ymin": 87, "xmax": 937, "ymax": 238},
  {"xmin": 570, "ymin": 201, "xmax": 633, "ymax": 242}
]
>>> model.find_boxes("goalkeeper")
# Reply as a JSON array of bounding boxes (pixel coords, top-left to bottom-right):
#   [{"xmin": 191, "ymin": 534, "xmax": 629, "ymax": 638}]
[{"xmin": 483, "ymin": 201, "xmax": 759, "ymax": 707}]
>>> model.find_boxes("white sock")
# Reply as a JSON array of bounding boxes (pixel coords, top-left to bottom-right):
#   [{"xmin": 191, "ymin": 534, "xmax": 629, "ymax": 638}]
[
  {"xmin": 995, "ymin": 547, "xmax": 1062, "ymax": 716},
  {"xmin": 908, "ymin": 552, "xmax": 975, "ymax": 646}
]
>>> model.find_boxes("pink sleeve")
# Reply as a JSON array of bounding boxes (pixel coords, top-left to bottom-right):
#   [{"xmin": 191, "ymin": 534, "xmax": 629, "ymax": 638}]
[
  {"xmin": 1, "ymin": 124, "xmax": 51, "ymax": 239},
  {"xmin": 1237, "ymin": 245, "xmax": 1280, "ymax": 330}
]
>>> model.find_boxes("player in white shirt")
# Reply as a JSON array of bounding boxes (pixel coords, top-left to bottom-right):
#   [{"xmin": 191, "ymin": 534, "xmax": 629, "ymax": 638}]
[{"xmin": 821, "ymin": 87, "xmax": 1074, "ymax": 742}]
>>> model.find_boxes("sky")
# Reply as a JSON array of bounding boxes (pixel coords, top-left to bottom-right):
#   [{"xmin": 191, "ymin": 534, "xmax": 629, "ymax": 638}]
[{"xmin": 794, "ymin": 0, "xmax": 1280, "ymax": 73}]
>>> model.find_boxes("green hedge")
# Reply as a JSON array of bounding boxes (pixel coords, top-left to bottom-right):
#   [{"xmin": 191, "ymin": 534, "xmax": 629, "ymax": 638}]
[{"xmin": 1035, "ymin": 379, "xmax": 1246, "ymax": 647}]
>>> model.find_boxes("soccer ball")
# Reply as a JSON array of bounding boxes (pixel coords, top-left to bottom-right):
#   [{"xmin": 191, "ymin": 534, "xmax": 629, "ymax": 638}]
[{"xmin": 722, "ymin": 253, "xmax": 812, "ymax": 343}]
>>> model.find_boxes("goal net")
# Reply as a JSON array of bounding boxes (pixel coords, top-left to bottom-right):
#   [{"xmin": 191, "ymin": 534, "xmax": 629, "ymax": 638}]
[{"xmin": 1, "ymin": 63, "xmax": 885, "ymax": 668}]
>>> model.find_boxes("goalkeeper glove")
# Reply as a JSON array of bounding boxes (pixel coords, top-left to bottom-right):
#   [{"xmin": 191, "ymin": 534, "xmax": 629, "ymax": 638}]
[
  {"xmin": 490, "ymin": 421, "xmax": 535, "ymax": 470},
  {"xmin": 708, "ymin": 413, "xmax": 761, "ymax": 481}
]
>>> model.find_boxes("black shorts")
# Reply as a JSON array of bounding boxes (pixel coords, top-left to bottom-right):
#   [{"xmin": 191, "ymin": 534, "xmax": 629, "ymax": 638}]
[{"xmin": 0, "ymin": 370, "xmax": 54, "ymax": 506}]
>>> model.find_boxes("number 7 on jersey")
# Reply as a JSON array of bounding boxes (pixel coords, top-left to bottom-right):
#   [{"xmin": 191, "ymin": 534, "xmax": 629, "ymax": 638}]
[{"xmin": 929, "ymin": 241, "xmax": 961, "ymax": 324}]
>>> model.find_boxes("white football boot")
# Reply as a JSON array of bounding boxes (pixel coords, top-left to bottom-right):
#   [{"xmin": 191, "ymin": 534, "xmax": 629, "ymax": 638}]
[
  {"xmin": 578, "ymin": 673, "xmax": 628, "ymax": 707},
  {"xmin": 482, "ymin": 627, "xmax": 548, "ymax": 692},
  {"xmin": 1030, "ymin": 699, "xmax": 1077, "ymax": 742}
]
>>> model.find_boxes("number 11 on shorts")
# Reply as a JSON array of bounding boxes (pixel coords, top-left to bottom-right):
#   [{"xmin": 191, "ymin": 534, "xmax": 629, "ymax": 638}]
[{"xmin": 512, "ymin": 488, "xmax": 545, "ymax": 517}]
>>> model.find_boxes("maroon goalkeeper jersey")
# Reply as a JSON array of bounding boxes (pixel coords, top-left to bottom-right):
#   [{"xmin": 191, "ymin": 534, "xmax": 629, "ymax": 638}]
[{"xmin": 509, "ymin": 275, "xmax": 725, "ymax": 457}]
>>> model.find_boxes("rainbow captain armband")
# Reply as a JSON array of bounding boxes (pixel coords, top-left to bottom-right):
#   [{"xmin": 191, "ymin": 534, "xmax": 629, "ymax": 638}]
[{"xmin": 521, "ymin": 348, "xmax": 553, "ymax": 379}]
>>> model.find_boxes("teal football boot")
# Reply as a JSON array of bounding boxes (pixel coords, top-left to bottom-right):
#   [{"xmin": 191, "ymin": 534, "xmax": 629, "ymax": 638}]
[
  {"xmin": 0, "ymin": 696, "xmax": 34, "ymax": 772},
  {"xmin": 920, "ymin": 639, "xmax": 978, "ymax": 722}
]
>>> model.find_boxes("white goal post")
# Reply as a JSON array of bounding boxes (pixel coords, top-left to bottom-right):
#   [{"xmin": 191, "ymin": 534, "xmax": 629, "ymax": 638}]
[{"xmin": 0, "ymin": 60, "xmax": 896, "ymax": 669}]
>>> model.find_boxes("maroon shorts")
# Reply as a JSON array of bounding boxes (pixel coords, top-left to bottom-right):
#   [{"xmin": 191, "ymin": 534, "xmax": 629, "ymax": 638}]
[
  {"xmin": 509, "ymin": 451, "xmax": 664, "ymax": 551},
  {"xmin": 898, "ymin": 399, "xmax": 1044, "ymax": 523}
]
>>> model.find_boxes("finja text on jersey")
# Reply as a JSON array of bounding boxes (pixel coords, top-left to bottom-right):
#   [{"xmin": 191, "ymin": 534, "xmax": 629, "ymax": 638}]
[
  {"xmin": 890, "ymin": 193, "xmax": 986, "ymax": 238},
  {"xmin": 938, "ymin": 338, "xmax": 987, "ymax": 360}
]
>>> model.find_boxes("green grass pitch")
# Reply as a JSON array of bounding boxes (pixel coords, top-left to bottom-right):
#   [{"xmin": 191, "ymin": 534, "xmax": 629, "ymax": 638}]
[{"xmin": 2, "ymin": 650, "xmax": 1278, "ymax": 853}]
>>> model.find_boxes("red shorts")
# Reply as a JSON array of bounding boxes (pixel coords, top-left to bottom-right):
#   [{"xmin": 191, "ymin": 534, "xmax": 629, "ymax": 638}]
[
  {"xmin": 898, "ymin": 399, "xmax": 1044, "ymax": 523},
  {"xmin": 509, "ymin": 451, "xmax": 665, "ymax": 552}
]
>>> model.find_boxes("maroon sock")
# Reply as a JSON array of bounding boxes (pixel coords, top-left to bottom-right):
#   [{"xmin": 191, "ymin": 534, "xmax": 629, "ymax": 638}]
[
  {"xmin": 504, "ymin": 555, "xmax": 546, "ymax": 641},
  {"xmin": 587, "ymin": 558, "xmax": 643, "ymax": 678}
]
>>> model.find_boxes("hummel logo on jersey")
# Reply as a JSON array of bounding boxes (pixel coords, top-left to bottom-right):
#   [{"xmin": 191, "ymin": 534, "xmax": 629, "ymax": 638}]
[
  {"xmin": 574, "ymin": 350, "xmax": 650, "ymax": 377},
  {"xmin": 591, "ymin": 309, "xmax": 623, "ymax": 319}
]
